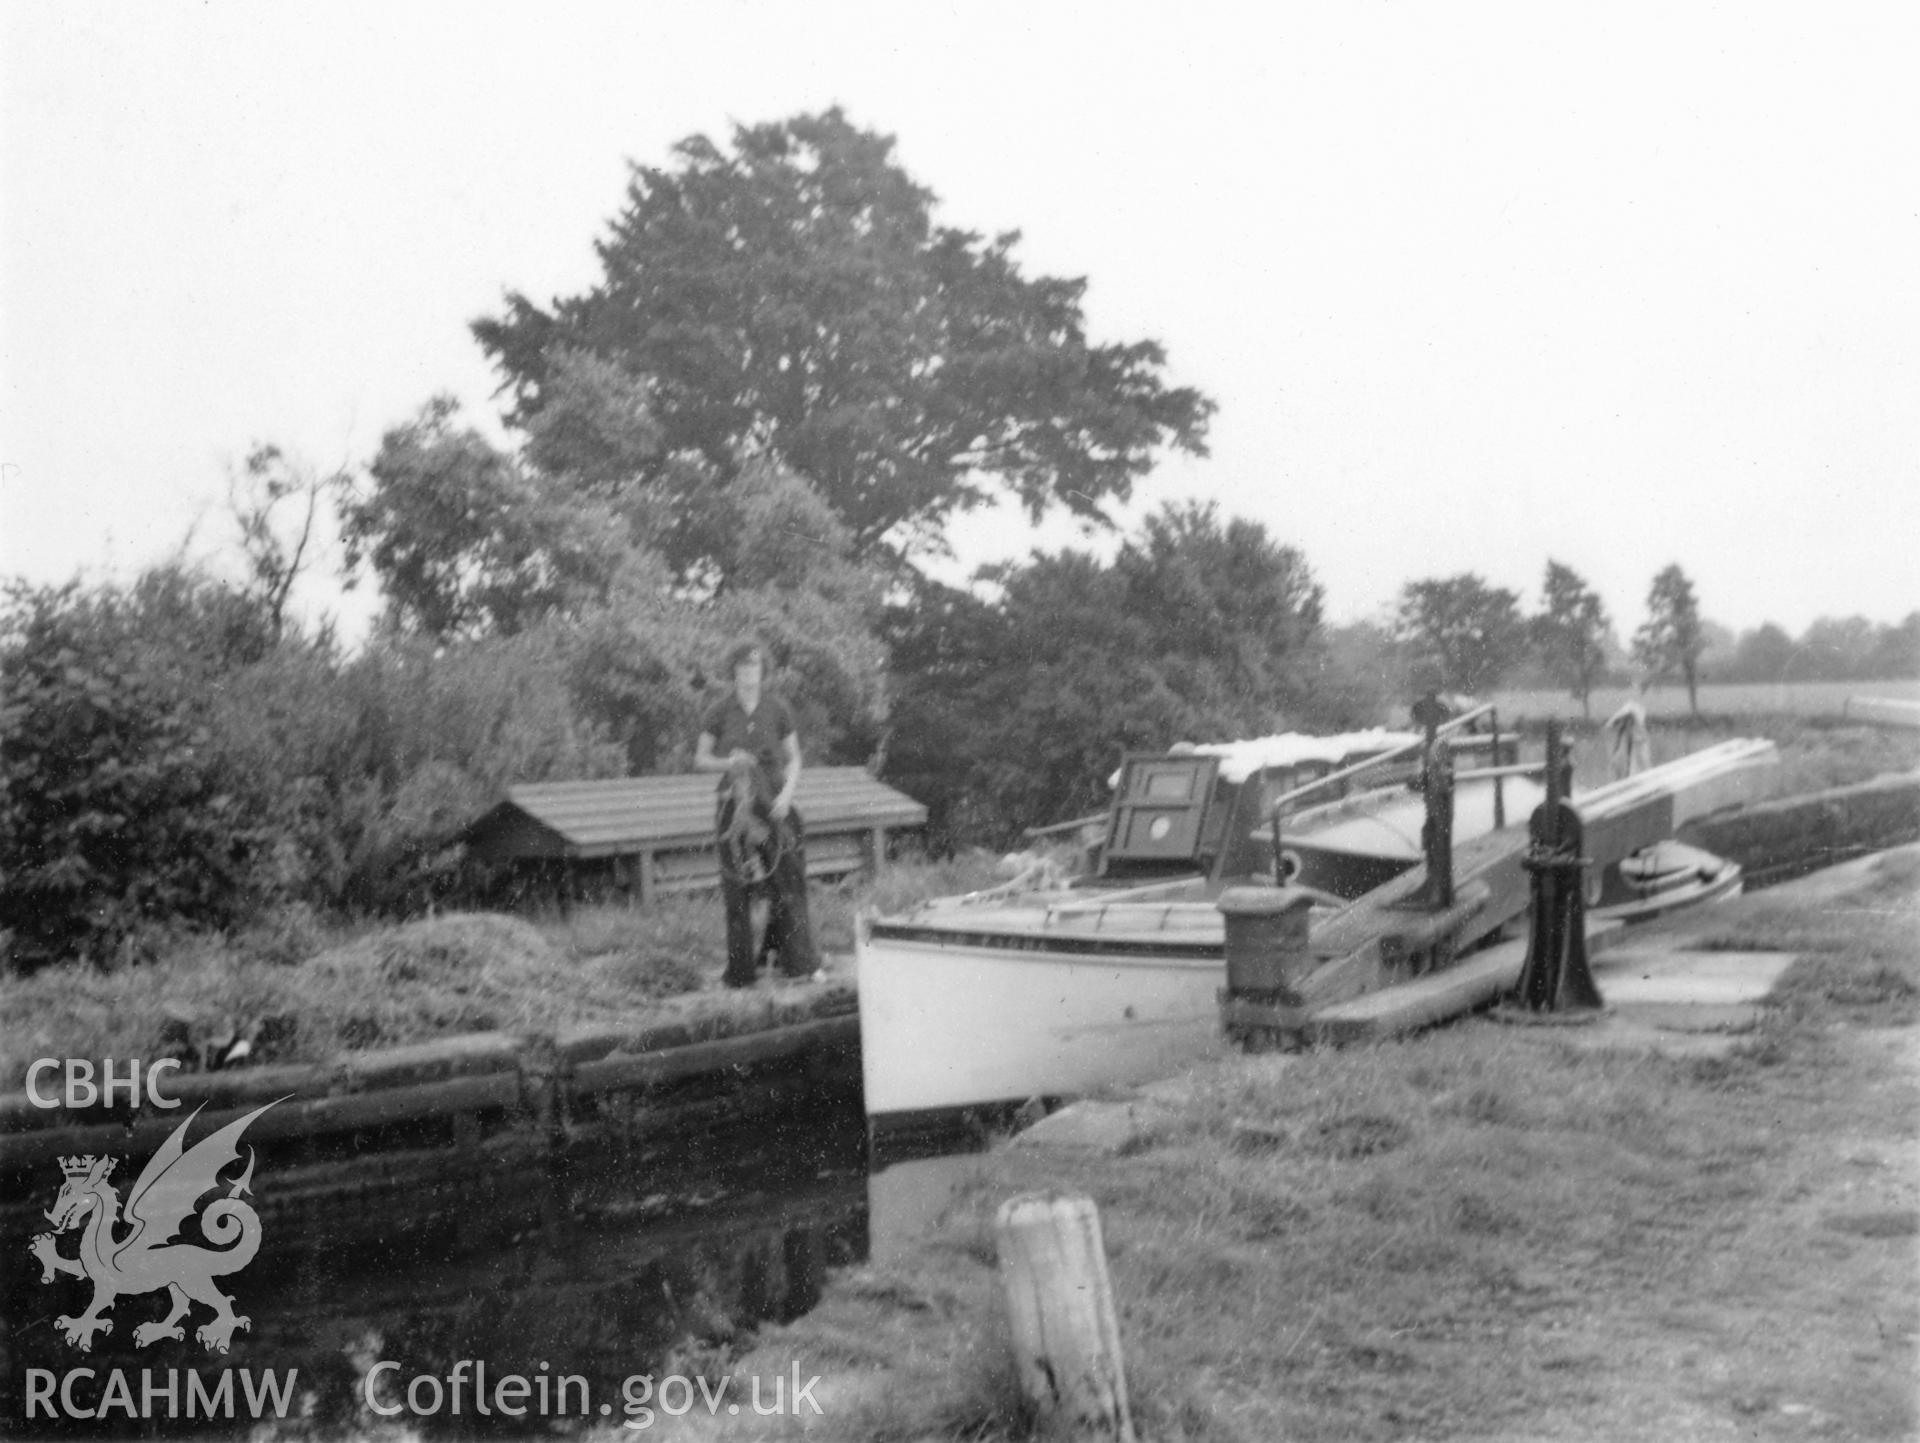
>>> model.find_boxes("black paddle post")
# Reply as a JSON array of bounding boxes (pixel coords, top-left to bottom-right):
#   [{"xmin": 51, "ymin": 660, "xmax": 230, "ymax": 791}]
[{"xmin": 1512, "ymin": 719, "xmax": 1604, "ymax": 1013}]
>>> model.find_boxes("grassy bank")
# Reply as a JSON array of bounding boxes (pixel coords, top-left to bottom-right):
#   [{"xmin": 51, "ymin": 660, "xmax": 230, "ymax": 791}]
[
  {"xmin": 0, "ymin": 851, "xmax": 1004, "ymax": 1090},
  {"xmin": 715, "ymin": 850, "xmax": 1920, "ymax": 1442},
  {"xmin": 1555, "ymin": 713, "xmax": 1918, "ymax": 795}
]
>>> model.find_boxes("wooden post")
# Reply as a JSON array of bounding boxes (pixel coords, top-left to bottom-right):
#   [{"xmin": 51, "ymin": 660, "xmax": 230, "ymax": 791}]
[{"xmin": 995, "ymin": 1193, "xmax": 1137, "ymax": 1442}]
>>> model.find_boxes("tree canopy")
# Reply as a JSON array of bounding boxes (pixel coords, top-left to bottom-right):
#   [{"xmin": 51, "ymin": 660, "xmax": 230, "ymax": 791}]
[
  {"xmin": 0, "ymin": 575, "xmax": 262, "ymax": 968},
  {"xmin": 1632, "ymin": 563, "xmax": 1706, "ymax": 714},
  {"xmin": 340, "ymin": 397, "xmax": 628, "ymax": 639},
  {"xmin": 471, "ymin": 108, "xmax": 1214, "ymax": 575},
  {"xmin": 1532, "ymin": 560, "xmax": 1610, "ymax": 718},
  {"xmin": 1394, "ymin": 573, "xmax": 1527, "ymax": 696},
  {"xmin": 884, "ymin": 502, "xmax": 1330, "ymax": 844}
]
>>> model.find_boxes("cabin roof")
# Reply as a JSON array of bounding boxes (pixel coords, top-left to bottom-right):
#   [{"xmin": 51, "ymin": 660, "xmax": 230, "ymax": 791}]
[
  {"xmin": 1171, "ymin": 729, "xmax": 1424, "ymax": 784},
  {"xmin": 464, "ymin": 767, "xmax": 927, "ymax": 861}
]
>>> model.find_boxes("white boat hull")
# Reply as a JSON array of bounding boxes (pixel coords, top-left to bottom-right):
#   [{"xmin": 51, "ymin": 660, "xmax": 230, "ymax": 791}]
[{"xmin": 857, "ymin": 921, "xmax": 1223, "ymax": 1119}]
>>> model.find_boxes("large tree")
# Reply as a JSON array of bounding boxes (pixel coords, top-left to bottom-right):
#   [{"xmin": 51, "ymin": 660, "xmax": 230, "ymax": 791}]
[
  {"xmin": 1395, "ymin": 574, "xmax": 1527, "ymax": 696},
  {"xmin": 1632, "ymin": 563, "xmax": 1706, "ymax": 715},
  {"xmin": 471, "ymin": 109, "xmax": 1214, "ymax": 574},
  {"xmin": 1531, "ymin": 560, "xmax": 1611, "ymax": 719}
]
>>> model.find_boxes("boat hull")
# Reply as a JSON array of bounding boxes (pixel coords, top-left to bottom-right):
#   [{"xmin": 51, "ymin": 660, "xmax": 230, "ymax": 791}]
[
  {"xmin": 1593, "ymin": 841, "xmax": 1745, "ymax": 923},
  {"xmin": 857, "ymin": 921, "xmax": 1223, "ymax": 1119}
]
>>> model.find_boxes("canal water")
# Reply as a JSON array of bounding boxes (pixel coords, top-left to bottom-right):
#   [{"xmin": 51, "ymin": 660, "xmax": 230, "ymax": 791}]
[{"xmin": 3, "ymin": 1096, "xmax": 989, "ymax": 1438}]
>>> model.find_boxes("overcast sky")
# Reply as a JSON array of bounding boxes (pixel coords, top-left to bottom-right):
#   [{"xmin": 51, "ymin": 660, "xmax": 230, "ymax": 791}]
[{"xmin": 3, "ymin": 2, "xmax": 1915, "ymax": 644}]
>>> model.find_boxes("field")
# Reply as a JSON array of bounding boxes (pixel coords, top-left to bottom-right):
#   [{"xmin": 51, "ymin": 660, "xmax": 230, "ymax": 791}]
[
  {"xmin": 1492, "ymin": 678, "xmax": 1920, "ymax": 722},
  {"xmin": 1559, "ymin": 713, "xmax": 1919, "ymax": 797}
]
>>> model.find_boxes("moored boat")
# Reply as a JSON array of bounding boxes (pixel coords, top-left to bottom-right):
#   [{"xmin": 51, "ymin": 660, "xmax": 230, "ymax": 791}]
[
  {"xmin": 858, "ymin": 716, "xmax": 1775, "ymax": 1123},
  {"xmin": 861, "ymin": 727, "xmax": 1448, "ymax": 1119}
]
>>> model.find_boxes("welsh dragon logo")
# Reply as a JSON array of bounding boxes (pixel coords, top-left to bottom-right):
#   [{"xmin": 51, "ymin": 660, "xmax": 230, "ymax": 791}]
[{"xmin": 28, "ymin": 1100, "xmax": 280, "ymax": 1354}]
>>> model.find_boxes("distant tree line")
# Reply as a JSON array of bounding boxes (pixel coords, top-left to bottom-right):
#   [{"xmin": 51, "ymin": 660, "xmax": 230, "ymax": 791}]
[
  {"xmin": 1392, "ymin": 561, "xmax": 1916, "ymax": 719},
  {"xmin": 1710, "ymin": 614, "xmax": 1920, "ymax": 686},
  {"xmin": 4, "ymin": 108, "xmax": 1912, "ymax": 972}
]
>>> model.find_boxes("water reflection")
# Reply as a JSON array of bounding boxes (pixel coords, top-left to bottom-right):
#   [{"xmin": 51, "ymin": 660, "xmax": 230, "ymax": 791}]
[
  {"xmin": 3, "ymin": 1103, "xmax": 1001, "ymax": 1438},
  {"xmin": 866, "ymin": 1153, "xmax": 985, "ymax": 1267},
  {"xmin": 4, "ymin": 1109, "xmax": 874, "ymax": 1438}
]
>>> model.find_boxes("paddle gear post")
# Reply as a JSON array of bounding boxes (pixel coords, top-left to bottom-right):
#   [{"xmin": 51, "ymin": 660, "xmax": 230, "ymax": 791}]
[{"xmin": 1512, "ymin": 719, "xmax": 1605, "ymax": 1013}]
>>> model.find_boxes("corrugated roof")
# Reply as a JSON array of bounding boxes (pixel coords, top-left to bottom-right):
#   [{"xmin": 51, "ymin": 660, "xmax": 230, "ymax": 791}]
[{"xmin": 466, "ymin": 766, "xmax": 927, "ymax": 861}]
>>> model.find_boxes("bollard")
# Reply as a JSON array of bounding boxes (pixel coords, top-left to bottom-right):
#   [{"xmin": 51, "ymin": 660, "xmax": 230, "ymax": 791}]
[
  {"xmin": 995, "ymin": 1193, "xmax": 1137, "ymax": 1441},
  {"xmin": 1217, "ymin": 886, "xmax": 1316, "ymax": 1050},
  {"xmin": 1219, "ymin": 886, "xmax": 1315, "ymax": 1001}
]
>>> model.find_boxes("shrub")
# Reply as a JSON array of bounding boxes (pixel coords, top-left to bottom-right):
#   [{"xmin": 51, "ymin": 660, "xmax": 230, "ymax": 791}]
[
  {"xmin": 0, "ymin": 580, "xmax": 259, "ymax": 971},
  {"xmin": 204, "ymin": 629, "xmax": 626, "ymax": 915}
]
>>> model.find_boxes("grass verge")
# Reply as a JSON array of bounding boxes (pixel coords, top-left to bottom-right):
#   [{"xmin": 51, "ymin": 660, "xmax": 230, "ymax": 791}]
[{"xmin": 0, "ymin": 851, "xmax": 1005, "ymax": 1089}]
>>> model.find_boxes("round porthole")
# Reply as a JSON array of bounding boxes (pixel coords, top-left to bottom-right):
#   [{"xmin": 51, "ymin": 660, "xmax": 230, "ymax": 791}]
[
  {"xmin": 1278, "ymin": 849, "xmax": 1304, "ymax": 882},
  {"xmin": 1148, "ymin": 816, "xmax": 1172, "ymax": 841}
]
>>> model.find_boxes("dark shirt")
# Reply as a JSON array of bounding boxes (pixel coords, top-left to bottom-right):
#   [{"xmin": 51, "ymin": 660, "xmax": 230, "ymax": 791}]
[
  {"xmin": 700, "ymin": 693, "xmax": 796, "ymax": 788},
  {"xmin": 1411, "ymin": 692, "xmax": 1455, "ymax": 734}
]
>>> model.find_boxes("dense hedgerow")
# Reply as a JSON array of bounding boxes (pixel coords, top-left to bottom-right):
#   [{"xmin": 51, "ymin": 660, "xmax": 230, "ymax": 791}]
[{"xmin": 1, "ymin": 572, "xmax": 628, "ymax": 970}]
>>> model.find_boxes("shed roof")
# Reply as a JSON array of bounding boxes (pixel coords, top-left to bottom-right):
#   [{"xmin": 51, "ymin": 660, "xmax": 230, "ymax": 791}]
[{"xmin": 465, "ymin": 767, "xmax": 927, "ymax": 862}]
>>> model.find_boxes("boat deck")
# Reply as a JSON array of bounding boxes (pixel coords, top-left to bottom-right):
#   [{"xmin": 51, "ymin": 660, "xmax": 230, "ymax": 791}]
[
  {"xmin": 1285, "ymin": 775, "xmax": 1546, "ymax": 862},
  {"xmin": 873, "ymin": 881, "xmax": 1230, "ymax": 952}
]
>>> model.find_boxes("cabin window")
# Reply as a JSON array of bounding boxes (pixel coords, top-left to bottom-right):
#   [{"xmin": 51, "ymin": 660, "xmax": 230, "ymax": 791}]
[{"xmin": 1141, "ymin": 768, "xmax": 1196, "ymax": 801}]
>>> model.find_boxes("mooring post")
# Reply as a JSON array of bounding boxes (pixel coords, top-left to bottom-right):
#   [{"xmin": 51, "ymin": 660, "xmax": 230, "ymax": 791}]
[{"xmin": 995, "ymin": 1193, "xmax": 1137, "ymax": 1442}]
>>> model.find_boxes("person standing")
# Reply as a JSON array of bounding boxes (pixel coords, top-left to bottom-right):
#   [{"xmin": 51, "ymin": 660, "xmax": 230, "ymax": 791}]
[
  {"xmin": 695, "ymin": 640, "xmax": 820, "ymax": 987},
  {"xmin": 1605, "ymin": 678, "xmax": 1653, "ymax": 780}
]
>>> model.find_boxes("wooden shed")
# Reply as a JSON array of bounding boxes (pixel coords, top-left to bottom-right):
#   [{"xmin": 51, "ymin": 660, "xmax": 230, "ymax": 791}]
[{"xmin": 463, "ymin": 768, "xmax": 928, "ymax": 904}]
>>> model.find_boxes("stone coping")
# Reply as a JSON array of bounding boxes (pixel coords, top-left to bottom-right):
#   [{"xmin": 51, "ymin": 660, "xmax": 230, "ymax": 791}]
[{"xmin": 1, "ymin": 978, "xmax": 857, "ymax": 1159}]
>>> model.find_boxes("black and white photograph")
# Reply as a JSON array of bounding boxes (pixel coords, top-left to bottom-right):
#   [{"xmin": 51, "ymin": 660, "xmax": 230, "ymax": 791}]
[{"xmin": 3, "ymin": 4, "xmax": 1917, "ymax": 1438}]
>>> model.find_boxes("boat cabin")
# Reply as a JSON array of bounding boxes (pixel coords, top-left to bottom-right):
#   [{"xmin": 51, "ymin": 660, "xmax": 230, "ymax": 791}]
[{"xmin": 1093, "ymin": 731, "xmax": 1518, "ymax": 892}]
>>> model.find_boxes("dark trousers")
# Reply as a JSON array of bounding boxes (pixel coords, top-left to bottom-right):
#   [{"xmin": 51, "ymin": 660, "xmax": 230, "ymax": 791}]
[{"xmin": 720, "ymin": 806, "xmax": 819, "ymax": 986}]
